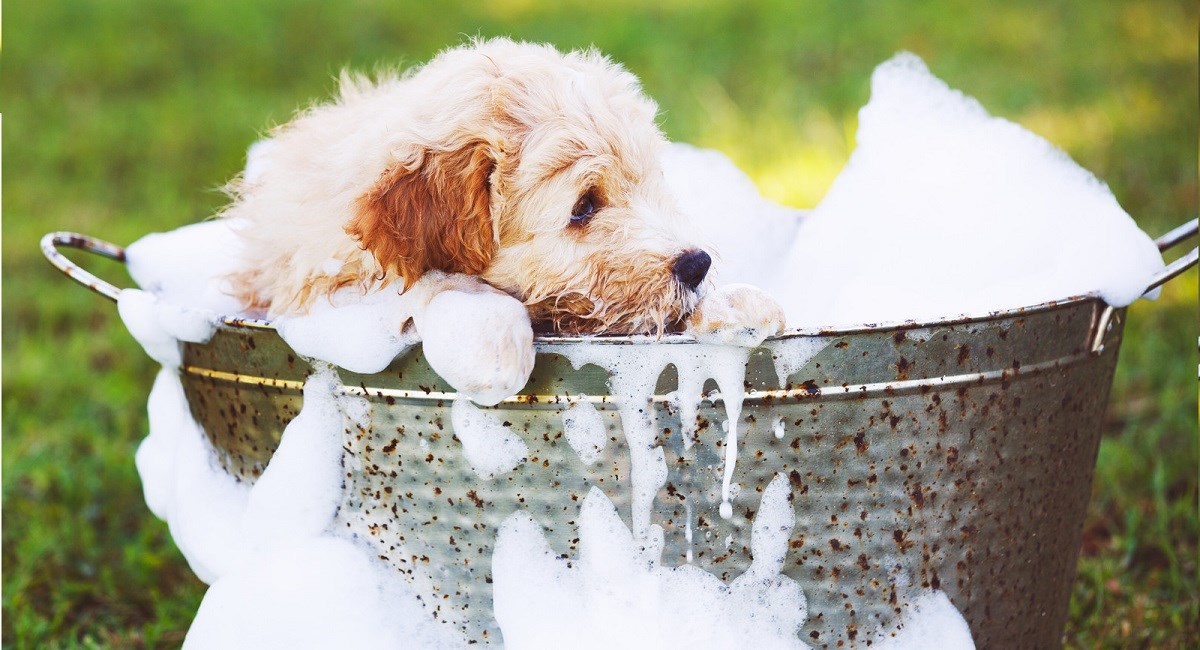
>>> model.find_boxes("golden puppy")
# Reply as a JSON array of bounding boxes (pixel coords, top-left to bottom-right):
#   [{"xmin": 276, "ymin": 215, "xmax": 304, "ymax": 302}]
[{"xmin": 224, "ymin": 38, "xmax": 783, "ymax": 402}]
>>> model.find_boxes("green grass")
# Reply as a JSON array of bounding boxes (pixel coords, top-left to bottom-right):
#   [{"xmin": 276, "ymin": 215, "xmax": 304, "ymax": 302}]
[{"xmin": 4, "ymin": 0, "xmax": 1196, "ymax": 647}]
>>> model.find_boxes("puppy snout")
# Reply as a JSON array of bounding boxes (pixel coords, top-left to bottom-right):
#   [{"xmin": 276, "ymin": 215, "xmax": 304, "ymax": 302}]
[{"xmin": 672, "ymin": 249, "xmax": 711, "ymax": 291}]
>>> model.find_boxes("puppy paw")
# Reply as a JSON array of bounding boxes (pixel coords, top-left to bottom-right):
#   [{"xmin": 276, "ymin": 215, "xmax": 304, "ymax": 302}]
[
  {"xmin": 416, "ymin": 284, "xmax": 535, "ymax": 406},
  {"xmin": 687, "ymin": 283, "xmax": 786, "ymax": 347}
]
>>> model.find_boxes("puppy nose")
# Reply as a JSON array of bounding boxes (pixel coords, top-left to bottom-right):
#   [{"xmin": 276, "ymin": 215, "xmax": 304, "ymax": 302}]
[{"xmin": 672, "ymin": 249, "xmax": 711, "ymax": 290}]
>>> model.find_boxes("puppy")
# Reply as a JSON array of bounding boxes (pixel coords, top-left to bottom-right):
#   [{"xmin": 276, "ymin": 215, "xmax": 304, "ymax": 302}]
[{"xmin": 224, "ymin": 38, "xmax": 784, "ymax": 402}]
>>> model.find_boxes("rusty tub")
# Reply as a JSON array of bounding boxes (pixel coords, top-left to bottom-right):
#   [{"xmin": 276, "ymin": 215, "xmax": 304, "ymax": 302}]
[{"xmin": 41, "ymin": 219, "xmax": 1198, "ymax": 648}]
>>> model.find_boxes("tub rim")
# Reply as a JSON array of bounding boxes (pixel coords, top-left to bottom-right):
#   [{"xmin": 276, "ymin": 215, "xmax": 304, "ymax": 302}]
[{"xmin": 39, "ymin": 218, "xmax": 1197, "ymax": 343}]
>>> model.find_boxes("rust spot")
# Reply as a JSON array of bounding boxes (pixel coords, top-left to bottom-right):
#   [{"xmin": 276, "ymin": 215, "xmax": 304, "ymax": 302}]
[
  {"xmin": 466, "ymin": 490, "xmax": 484, "ymax": 508},
  {"xmin": 956, "ymin": 345, "xmax": 970, "ymax": 365},
  {"xmin": 854, "ymin": 430, "xmax": 868, "ymax": 453},
  {"xmin": 800, "ymin": 380, "xmax": 820, "ymax": 396}
]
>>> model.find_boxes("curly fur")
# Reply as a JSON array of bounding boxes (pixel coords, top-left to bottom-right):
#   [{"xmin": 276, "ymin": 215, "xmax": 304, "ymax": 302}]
[{"xmin": 223, "ymin": 38, "xmax": 705, "ymax": 335}]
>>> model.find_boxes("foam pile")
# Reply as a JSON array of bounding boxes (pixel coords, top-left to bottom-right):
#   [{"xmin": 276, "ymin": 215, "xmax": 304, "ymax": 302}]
[
  {"xmin": 117, "ymin": 285, "xmax": 461, "ymax": 648},
  {"xmin": 874, "ymin": 590, "xmax": 976, "ymax": 650},
  {"xmin": 661, "ymin": 143, "xmax": 806, "ymax": 288},
  {"xmin": 492, "ymin": 475, "xmax": 810, "ymax": 649},
  {"xmin": 766, "ymin": 53, "xmax": 1164, "ymax": 327}
]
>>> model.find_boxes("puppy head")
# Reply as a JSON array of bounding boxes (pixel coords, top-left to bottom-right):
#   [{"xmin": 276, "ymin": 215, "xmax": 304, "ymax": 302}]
[{"xmin": 348, "ymin": 39, "xmax": 709, "ymax": 335}]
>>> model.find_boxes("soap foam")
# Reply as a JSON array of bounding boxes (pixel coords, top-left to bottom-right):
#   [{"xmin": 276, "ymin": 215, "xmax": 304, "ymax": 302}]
[
  {"xmin": 492, "ymin": 476, "xmax": 810, "ymax": 650},
  {"xmin": 562, "ymin": 400, "xmax": 608, "ymax": 465},
  {"xmin": 551, "ymin": 341, "xmax": 752, "ymax": 531},
  {"xmin": 771, "ymin": 53, "xmax": 1165, "ymax": 328},
  {"xmin": 273, "ymin": 284, "xmax": 421, "ymax": 375},
  {"xmin": 125, "ymin": 219, "xmax": 250, "ymax": 318},
  {"xmin": 874, "ymin": 590, "xmax": 976, "ymax": 650},
  {"xmin": 450, "ymin": 397, "xmax": 529, "ymax": 479},
  {"xmin": 119, "ymin": 291, "xmax": 457, "ymax": 647},
  {"xmin": 661, "ymin": 143, "xmax": 807, "ymax": 288}
]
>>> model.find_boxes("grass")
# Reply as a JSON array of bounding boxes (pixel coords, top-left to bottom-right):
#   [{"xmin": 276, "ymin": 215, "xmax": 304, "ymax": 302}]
[{"xmin": 3, "ymin": 0, "xmax": 1196, "ymax": 647}]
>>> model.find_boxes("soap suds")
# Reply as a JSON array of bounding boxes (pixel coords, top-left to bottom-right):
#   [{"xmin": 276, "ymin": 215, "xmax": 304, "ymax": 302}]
[
  {"xmin": 451, "ymin": 398, "xmax": 529, "ymax": 479},
  {"xmin": 120, "ymin": 290, "xmax": 456, "ymax": 647},
  {"xmin": 492, "ymin": 476, "xmax": 810, "ymax": 650},
  {"xmin": 552, "ymin": 342, "xmax": 752, "ymax": 532},
  {"xmin": 769, "ymin": 53, "xmax": 1164, "ymax": 328},
  {"xmin": 874, "ymin": 590, "xmax": 976, "ymax": 650},
  {"xmin": 562, "ymin": 400, "xmax": 607, "ymax": 465},
  {"xmin": 274, "ymin": 286, "xmax": 421, "ymax": 375}
]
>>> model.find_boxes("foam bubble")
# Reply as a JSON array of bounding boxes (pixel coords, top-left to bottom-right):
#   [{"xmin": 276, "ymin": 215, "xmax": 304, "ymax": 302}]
[
  {"xmin": 874, "ymin": 590, "xmax": 975, "ymax": 650},
  {"xmin": 274, "ymin": 284, "xmax": 420, "ymax": 375},
  {"xmin": 551, "ymin": 341, "xmax": 752, "ymax": 536},
  {"xmin": 772, "ymin": 53, "xmax": 1165, "ymax": 328},
  {"xmin": 562, "ymin": 400, "xmax": 607, "ymax": 465},
  {"xmin": 493, "ymin": 478, "xmax": 811, "ymax": 649},
  {"xmin": 661, "ymin": 143, "xmax": 807, "ymax": 288},
  {"xmin": 125, "ymin": 220, "xmax": 250, "ymax": 318},
  {"xmin": 450, "ymin": 398, "xmax": 529, "ymax": 479}
]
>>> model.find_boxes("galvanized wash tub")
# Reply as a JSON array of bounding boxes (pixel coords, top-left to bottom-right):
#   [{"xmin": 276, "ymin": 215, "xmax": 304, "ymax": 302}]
[{"xmin": 42, "ymin": 221, "xmax": 1198, "ymax": 648}]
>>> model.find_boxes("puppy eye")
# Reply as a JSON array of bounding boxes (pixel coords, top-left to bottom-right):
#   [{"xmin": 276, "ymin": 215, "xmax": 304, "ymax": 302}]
[{"xmin": 570, "ymin": 190, "xmax": 599, "ymax": 226}]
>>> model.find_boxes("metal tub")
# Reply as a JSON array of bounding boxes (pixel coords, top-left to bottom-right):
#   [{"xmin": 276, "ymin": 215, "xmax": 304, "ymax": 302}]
[{"xmin": 41, "ymin": 221, "xmax": 1198, "ymax": 648}]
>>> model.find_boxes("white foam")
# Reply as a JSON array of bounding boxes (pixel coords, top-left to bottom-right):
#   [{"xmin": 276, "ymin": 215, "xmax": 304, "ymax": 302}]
[
  {"xmin": 493, "ymin": 477, "xmax": 810, "ymax": 650},
  {"xmin": 240, "ymin": 364, "xmax": 353, "ymax": 549},
  {"xmin": 562, "ymin": 400, "xmax": 607, "ymax": 465},
  {"xmin": 117, "ymin": 289, "xmax": 218, "ymax": 368},
  {"xmin": 661, "ymin": 143, "xmax": 807, "ymax": 288},
  {"xmin": 185, "ymin": 536, "xmax": 460, "ymax": 650},
  {"xmin": 768, "ymin": 337, "xmax": 828, "ymax": 388},
  {"xmin": 274, "ymin": 284, "xmax": 421, "ymax": 375},
  {"xmin": 874, "ymin": 590, "xmax": 976, "ymax": 650},
  {"xmin": 772, "ymin": 53, "xmax": 1165, "ymax": 328},
  {"xmin": 450, "ymin": 397, "xmax": 529, "ymax": 479},
  {"xmin": 125, "ymin": 219, "xmax": 249, "ymax": 318},
  {"xmin": 118, "ymin": 290, "xmax": 456, "ymax": 647},
  {"xmin": 552, "ymin": 341, "xmax": 752, "ymax": 534},
  {"xmin": 145, "ymin": 369, "xmax": 251, "ymax": 583}
]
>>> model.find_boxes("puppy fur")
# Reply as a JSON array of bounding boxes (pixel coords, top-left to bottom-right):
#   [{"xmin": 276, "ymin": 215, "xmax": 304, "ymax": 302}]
[{"xmin": 225, "ymin": 38, "xmax": 708, "ymax": 336}]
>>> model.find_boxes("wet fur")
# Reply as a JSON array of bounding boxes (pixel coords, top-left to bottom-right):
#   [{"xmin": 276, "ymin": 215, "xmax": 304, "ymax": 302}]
[{"xmin": 224, "ymin": 38, "xmax": 702, "ymax": 335}]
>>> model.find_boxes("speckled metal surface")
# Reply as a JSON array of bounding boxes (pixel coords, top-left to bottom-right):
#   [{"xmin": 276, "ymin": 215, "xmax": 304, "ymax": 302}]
[{"xmin": 175, "ymin": 297, "xmax": 1123, "ymax": 648}]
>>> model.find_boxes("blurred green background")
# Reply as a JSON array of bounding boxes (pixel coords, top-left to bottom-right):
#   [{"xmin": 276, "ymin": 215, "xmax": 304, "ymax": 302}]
[{"xmin": 4, "ymin": 0, "xmax": 1196, "ymax": 647}]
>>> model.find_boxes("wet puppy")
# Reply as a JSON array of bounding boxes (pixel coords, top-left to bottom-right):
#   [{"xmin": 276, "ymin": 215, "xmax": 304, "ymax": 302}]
[{"xmin": 224, "ymin": 38, "xmax": 783, "ymax": 403}]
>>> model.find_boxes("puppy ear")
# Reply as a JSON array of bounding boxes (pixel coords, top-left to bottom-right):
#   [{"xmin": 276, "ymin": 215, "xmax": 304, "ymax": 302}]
[{"xmin": 348, "ymin": 141, "xmax": 497, "ymax": 288}]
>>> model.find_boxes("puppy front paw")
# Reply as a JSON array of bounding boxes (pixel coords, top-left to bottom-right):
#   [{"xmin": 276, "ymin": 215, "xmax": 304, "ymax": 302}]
[
  {"xmin": 416, "ymin": 285, "xmax": 535, "ymax": 406},
  {"xmin": 687, "ymin": 283, "xmax": 786, "ymax": 347}
]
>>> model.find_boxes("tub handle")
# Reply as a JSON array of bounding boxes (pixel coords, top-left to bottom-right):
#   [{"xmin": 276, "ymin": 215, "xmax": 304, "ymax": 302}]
[
  {"xmin": 1091, "ymin": 218, "xmax": 1199, "ymax": 355},
  {"xmin": 1145, "ymin": 217, "xmax": 1198, "ymax": 294},
  {"xmin": 39, "ymin": 232, "xmax": 128, "ymax": 302}
]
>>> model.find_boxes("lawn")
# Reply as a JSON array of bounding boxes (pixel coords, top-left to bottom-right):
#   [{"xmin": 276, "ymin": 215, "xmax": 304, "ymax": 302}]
[{"xmin": 3, "ymin": 0, "xmax": 1196, "ymax": 647}]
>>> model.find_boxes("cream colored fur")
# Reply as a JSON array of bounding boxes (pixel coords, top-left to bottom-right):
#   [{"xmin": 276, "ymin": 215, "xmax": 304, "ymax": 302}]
[{"xmin": 223, "ymin": 38, "xmax": 784, "ymax": 401}]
